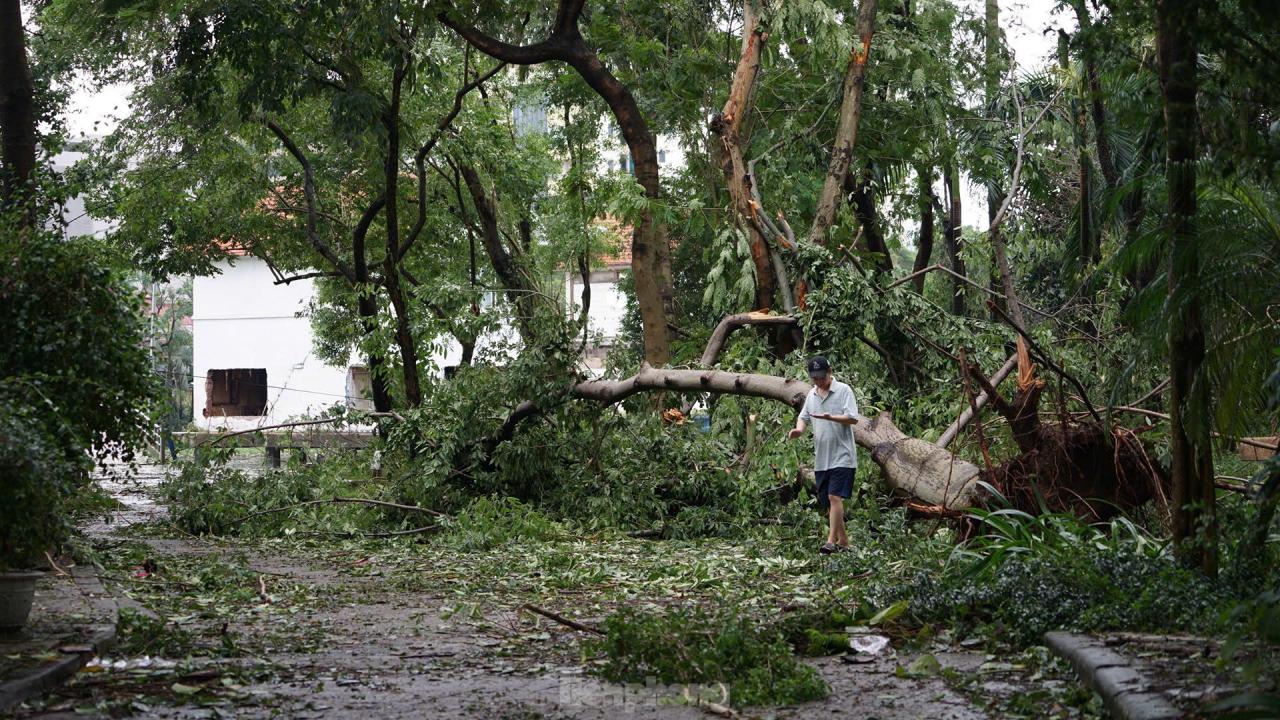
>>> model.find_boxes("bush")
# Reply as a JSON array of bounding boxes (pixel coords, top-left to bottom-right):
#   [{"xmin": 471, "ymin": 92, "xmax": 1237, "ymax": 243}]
[
  {"xmin": 0, "ymin": 392, "xmax": 83, "ymax": 569},
  {"xmin": 0, "ymin": 230, "xmax": 156, "ymax": 568},
  {"xmin": 160, "ymin": 447, "xmax": 397, "ymax": 536},
  {"xmin": 590, "ymin": 606, "xmax": 828, "ymax": 707},
  {"xmin": 901, "ymin": 508, "xmax": 1228, "ymax": 647}
]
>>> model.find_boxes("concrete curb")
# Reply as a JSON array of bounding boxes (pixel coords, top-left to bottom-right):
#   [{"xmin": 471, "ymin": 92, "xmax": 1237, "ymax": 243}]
[
  {"xmin": 1044, "ymin": 631, "xmax": 1182, "ymax": 720},
  {"xmin": 0, "ymin": 566, "xmax": 121, "ymax": 713}
]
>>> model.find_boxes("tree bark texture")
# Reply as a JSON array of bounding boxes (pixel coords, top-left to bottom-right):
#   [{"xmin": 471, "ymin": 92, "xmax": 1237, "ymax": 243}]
[
  {"xmin": 1059, "ymin": 29, "xmax": 1098, "ymax": 264},
  {"xmin": 1157, "ymin": 0, "xmax": 1216, "ymax": 575},
  {"xmin": 698, "ymin": 312, "xmax": 799, "ymax": 367},
  {"xmin": 847, "ymin": 169, "xmax": 893, "ymax": 274},
  {"xmin": 353, "ymin": 197, "xmax": 394, "ymax": 413},
  {"xmin": 809, "ymin": 0, "xmax": 878, "ymax": 245},
  {"xmin": 1071, "ymin": 0, "xmax": 1118, "ymax": 193}
]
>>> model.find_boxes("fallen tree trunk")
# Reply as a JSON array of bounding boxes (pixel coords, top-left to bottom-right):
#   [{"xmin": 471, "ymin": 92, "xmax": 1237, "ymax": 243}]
[{"xmin": 501, "ymin": 365, "xmax": 982, "ymax": 510}]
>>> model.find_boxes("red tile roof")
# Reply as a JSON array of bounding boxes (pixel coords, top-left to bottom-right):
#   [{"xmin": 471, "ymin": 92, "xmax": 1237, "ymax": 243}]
[{"xmin": 594, "ymin": 216, "xmax": 632, "ymax": 268}]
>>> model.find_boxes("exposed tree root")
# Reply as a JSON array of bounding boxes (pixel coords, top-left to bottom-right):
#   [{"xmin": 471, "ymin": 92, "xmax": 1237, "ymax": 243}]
[
  {"xmin": 971, "ymin": 376, "xmax": 1170, "ymax": 521},
  {"xmin": 981, "ymin": 420, "xmax": 1169, "ymax": 521}
]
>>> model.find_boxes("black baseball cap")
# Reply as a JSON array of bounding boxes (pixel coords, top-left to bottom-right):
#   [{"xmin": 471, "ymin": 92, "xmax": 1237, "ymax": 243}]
[{"xmin": 807, "ymin": 356, "xmax": 831, "ymax": 378}]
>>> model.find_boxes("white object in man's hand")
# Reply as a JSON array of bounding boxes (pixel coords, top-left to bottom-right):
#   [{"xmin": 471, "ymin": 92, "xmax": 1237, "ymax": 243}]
[{"xmin": 812, "ymin": 412, "xmax": 858, "ymax": 425}]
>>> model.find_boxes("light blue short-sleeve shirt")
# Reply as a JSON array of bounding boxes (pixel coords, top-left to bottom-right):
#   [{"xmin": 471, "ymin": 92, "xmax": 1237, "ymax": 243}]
[{"xmin": 800, "ymin": 379, "xmax": 859, "ymax": 471}]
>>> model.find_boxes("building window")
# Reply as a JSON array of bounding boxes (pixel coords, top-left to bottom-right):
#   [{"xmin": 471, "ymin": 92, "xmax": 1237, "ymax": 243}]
[
  {"xmin": 204, "ymin": 369, "xmax": 268, "ymax": 417},
  {"xmin": 658, "ymin": 149, "xmax": 667, "ymax": 164}
]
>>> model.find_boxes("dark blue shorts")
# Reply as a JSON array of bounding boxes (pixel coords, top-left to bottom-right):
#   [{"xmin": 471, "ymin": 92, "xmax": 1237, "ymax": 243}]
[{"xmin": 815, "ymin": 467, "xmax": 854, "ymax": 510}]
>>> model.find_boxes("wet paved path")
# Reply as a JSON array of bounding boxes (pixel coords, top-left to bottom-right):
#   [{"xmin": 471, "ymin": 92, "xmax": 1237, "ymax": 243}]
[{"xmin": 8, "ymin": 463, "xmax": 1052, "ymax": 719}]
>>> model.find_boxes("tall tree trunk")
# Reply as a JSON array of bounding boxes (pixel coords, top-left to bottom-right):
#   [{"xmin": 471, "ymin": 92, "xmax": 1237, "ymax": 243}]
[
  {"xmin": 984, "ymin": 0, "xmax": 1007, "ymax": 320},
  {"xmin": 987, "ymin": 192, "xmax": 1006, "ymax": 321},
  {"xmin": 441, "ymin": 2, "xmax": 674, "ymax": 366},
  {"xmin": 1071, "ymin": 0, "xmax": 1118, "ymax": 193},
  {"xmin": 809, "ymin": 0, "xmax": 878, "ymax": 245},
  {"xmin": 1157, "ymin": 0, "xmax": 1215, "ymax": 575},
  {"xmin": 847, "ymin": 168, "xmax": 892, "ymax": 274},
  {"xmin": 713, "ymin": 0, "xmax": 777, "ymax": 310},
  {"xmin": 912, "ymin": 167, "xmax": 935, "ymax": 294},
  {"xmin": 381, "ymin": 49, "xmax": 423, "ymax": 408},
  {"xmin": 456, "ymin": 159, "xmax": 540, "ymax": 339},
  {"xmin": 353, "ymin": 197, "xmax": 393, "ymax": 413},
  {"xmin": 1059, "ymin": 29, "xmax": 1097, "ymax": 264},
  {"xmin": 0, "ymin": 0, "xmax": 36, "ymax": 227},
  {"xmin": 847, "ymin": 166, "xmax": 914, "ymax": 385},
  {"xmin": 943, "ymin": 164, "xmax": 967, "ymax": 315}
]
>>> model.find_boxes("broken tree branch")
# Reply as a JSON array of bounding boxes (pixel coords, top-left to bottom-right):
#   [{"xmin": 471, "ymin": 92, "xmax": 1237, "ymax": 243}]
[
  {"xmin": 263, "ymin": 120, "xmax": 356, "ymax": 281},
  {"xmin": 1084, "ymin": 406, "xmax": 1280, "ymax": 454},
  {"xmin": 809, "ymin": 0, "xmax": 878, "ymax": 244},
  {"xmin": 228, "ymin": 497, "xmax": 443, "ymax": 528},
  {"xmin": 270, "ymin": 270, "xmax": 344, "ymax": 286},
  {"xmin": 496, "ymin": 364, "xmax": 980, "ymax": 509},
  {"xmin": 520, "ymin": 603, "xmax": 603, "ymax": 635},
  {"xmin": 987, "ymin": 299, "xmax": 1103, "ymax": 425},
  {"xmin": 198, "ymin": 418, "xmax": 354, "ymax": 446},
  {"xmin": 937, "ymin": 354, "xmax": 1018, "ymax": 448},
  {"xmin": 698, "ymin": 312, "xmax": 798, "ymax": 367},
  {"xmin": 881, "ymin": 263, "xmax": 1056, "ymax": 322}
]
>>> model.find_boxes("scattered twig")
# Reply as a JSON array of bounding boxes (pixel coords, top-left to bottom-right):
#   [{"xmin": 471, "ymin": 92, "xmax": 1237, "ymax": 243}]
[
  {"xmin": 195, "ymin": 418, "xmax": 351, "ymax": 446},
  {"xmin": 904, "ymin": 500, "xmax": 965, "ymax": 519},
  {"xmin": 115, "ymin": 575, "xmax": 196, "ymax": 590},
  {"xmin": 1215, "ymin": 478, "xmax": 1250, "ymax": 494},
  {"xmin": 1130, "ymin": 379, "xmax": 1170, "ymax": 408},
  {"xmin": 1077, "ymin": 406, "xmax": 1280, "ymax": 452},
  {"xmin": 228, "ymin": 497, "xmax": 443, "ymax": 527},
  {"xmin": 937, "ymin": 354, "xmax": 1018, "ymax": 449},
  {"xmin": 683, "ymin": 684, "xmax": 739, "ymax": 718},
  {"xmin": 294, "ymin": 525, "xmax": 438, "ymax": 539},
  {"xmin": 519, "ymin": 603, "xmax": 603, "ymax": 635}
]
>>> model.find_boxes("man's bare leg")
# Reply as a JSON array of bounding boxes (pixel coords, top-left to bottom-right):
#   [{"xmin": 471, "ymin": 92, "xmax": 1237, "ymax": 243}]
[{"xmin": 827, "ymin": 496, "xmax": 847, "ymax": 547}]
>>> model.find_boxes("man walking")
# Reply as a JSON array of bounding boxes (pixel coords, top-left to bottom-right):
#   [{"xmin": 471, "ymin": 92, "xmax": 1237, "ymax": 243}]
[{"xmin": 787, "ymin": 356, "xmax": 860, "ymax": 554}]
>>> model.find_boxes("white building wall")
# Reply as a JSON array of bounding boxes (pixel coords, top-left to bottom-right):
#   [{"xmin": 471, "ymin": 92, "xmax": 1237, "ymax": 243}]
[
  {"xmin": 193, "ymin": 256, "xmax": 634, "ymax": 419},
  {"xmin": 192, "ymin": 256, "xmax": 351, "ymax": 430},
  {"xmin": 564, "ymin": 276, "xmax": 628, "ymax": 343}
]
